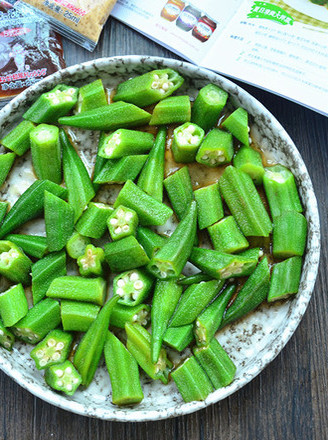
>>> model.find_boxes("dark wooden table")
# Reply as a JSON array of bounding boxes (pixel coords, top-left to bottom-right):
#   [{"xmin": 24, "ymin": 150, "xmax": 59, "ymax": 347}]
[{"xmin": 0, "ymin": 17, "xmax": 327, "ymax": 440}]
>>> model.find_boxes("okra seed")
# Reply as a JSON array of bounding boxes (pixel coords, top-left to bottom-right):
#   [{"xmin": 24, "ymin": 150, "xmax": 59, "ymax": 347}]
[
  {"xmin": 134, "ymin": 281, "xmax": 144, "ymax": 290},
  {"xmin": 132, "ymin": 292, "xmax": 138, "ymax": 300},
  {"xmin": 28, "ymin": 336, "xmax": 35, "ymax": 341},
  {"xmin": 151, "ymin": 81, "xmax": 159, "ymax": 89},
  {"xmin": 186, "ymin": 125, "xmax": 195, "ymax": 133},
  {"xmin": 117, "ymin": 209, "xmax": 124, "ymax": 218},
  {"xmin": 57, "ymin": 380, "xmax": 63, "ymax": 387},
  {"xmin": 259, "ymin": 250, "xmax": 264, "ymax": 257},
  {"xmin": 196, "ymin": 321, "xmax": 200, "ymax": 327},
  {"xmin": 129, "ymin": 272, "xmax": 139, "ymax": 282},
  {"xmin": 105, "ymin": 147, "xmax": 114, "ymax": 156},
  {"xmin": 153, "ymin": 74, "xmax": 159, "ymax": 80},
  {"xmin": 68, "ymin": 88, "xmax": 76, "ymax": 94},
  {"xmin": 36, "ymin": 350, "xmax": 44, "ymax": 358},
  {"xmin": 52, "ymin": 352, "xmax": 61, "ymax": 361},
  {"xmin": 159, "ymin": 89, "xmax": 166, "ymax": 94},
  {"xmin": 249, "ymin": 136, "xmax": 252, "ymax": 144},
  {"xmin": 52, "ymin": 98, "xmax": 60, "ymax": 105},
  {"xmin": 39, "ymin": 359, "xmax": 48, "ymax": 367},
  {"xmin": 132, "ymin": 314, "xmax": 138, "ymax": 321},
  {"xmin": 115, "ymin": 226, "xmax": 122, "ymax": 234},
  {"xmin": 217, "ymin": 150, "xmax": 224, "ymax": 156},
  {"xmin": 4, "ymin": 342, "xmax": 10, "ymax": 348},
  {"xmin": 55, "ymin": 370, "xmax": 63, "ymax": 377},
  {"xmin": 47, "ymin": 338, "xmax": 56, "ymax": 347},
  {"xmin": 66, "ymin": 384, "xmax": 73, "ymax": 391},
  {"xmin": 115, "ymin": 139, "xmax": 121, "ymax": 145},
  {"xmin": 190, "ymin": 136, "xmax": 199, "ymax": 145},
  {"xmin": 56, "ymin": 342, "xmax": 65, "ymax": 350},
  {"xmin": 168, "ymin": 81, "xmax": 173, "ymax": 86},
  {"xmin": 0, "ymin": 330, "xmax": 3, "ymax": 336},
  {"xmin": 235, "ymin": 268, "xmax": 243, "ymax": 274},
  {"xmin": 163, "ymin": 73, "xmax": 169, "ymax": 80},
  {"xmin": 110, "ymin": 218, "xmax": 118, "ymax": 225},
  {"xmin": 218, "ymin": 157, "xmax": 225, "ymax": 163},
  {"xmin": 116, "ymin": 287, "xmax": 124, "ymax": 297},
  {"xmin": 65, "ymin": 367, "xmax": 72, "ymax": 374},
  {"xmin": 48, "ymin": 93, "xmax": 56, "ymax": 99},
  {"xmin": 125, "ymin": 212, "xmax": 133, "ymax": 221},
  {"xmin": 117, "ymin": 279, "xmax": 125, "ymax": 288},
  {"xmin": 160, "ymin": 271, "xmax": 167, "ymax": 278},
  {"xmin": 141, "ymin": 319, "xmax": 148, "ymax": 326},
  {"xmin": 202, "ymin": 155, "xmax": 208, "ymax": 160},
  {"xmin": 210, "ymin": 159, "xmax": 217, "ymax": 165},
  {"xmin": 122, "ymin": 225, "xmax": 130, "ymax": 232},
  {"xmin": 73, "ymin": 378, "xmax": 79, "ymax": 384},
  {"xmin": 162, "ymin": 82, "xmax": 169, "ymax": 91},
  {"xmin": 66, "ymin": 96, "xmax": 73, "ymax": 102}
]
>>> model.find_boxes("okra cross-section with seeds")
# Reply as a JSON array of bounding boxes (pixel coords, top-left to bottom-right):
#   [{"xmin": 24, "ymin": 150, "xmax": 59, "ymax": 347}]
[
  {"xmin": 45, "ymin": 360, "xmax": 82, "ymax": 396},
  {"xmin": 77, "ymin": 244, "xmax": 105, "ymax": 277},
  {"xmin": 0, "ymin": 240, "xmax": 32, "ymax": 285},
  {"xmin": 113, "ymin": 270, "xmax": 153, "ymax": 306},
  {"xmin": 98, "ymin": 129, "xmax": 154, "ymax": 159},
  {"xmin": 171, "ymin": 122, "xmax": 205, "ymax": 163},
  {"xmin": 30, "ymin": 329, "xmax": 73, "ymax": 370},
  {"xmin": 196, "ymin": 129, "xmax": 233, "ymax": 166},
  {"xmin": 0, "ymin": 319, "xmax": 15, "ymax": 350},
  {"xmin": 108, "ymin": 205, "xmax": 138, "ymax": 241},
  {"xmin": 110, "ymin": 303, "xmax": 150, "ymax": 329}
]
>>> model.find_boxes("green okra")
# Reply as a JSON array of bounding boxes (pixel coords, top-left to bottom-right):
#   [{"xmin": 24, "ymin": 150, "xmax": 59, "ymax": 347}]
[
  {"xmin": 268, "ymin": 256, "xmax": 302, "ymax": 302},
  {"xmin": 222, "ymin": 107, "xmax": 249, "ymax": 146},
  {"xmin": 191, "ymin": 84, "xmax": 228, "ymax": 132},
  {"xmin": 107, "ymin": 205, "xmax": 138, "ymax": 241},
  {"xmin": 0, "ymin": 202, "xmax": 8, "ymax": 225},
  {"xmin": 30, "ymin": 329, "xmax": 73, "ymax": 370},
  {"xmin": 0, "ymin": 318, "xmax": 15, "ymax": 350},
  {"xmin": 66, "ymin": 231, "xmax": 91, "ymax": 259},
  {"xmin": 104, "ymin": 236, "xmax": 150, "ymax": 272},
  {"xmin": 171, "ymin": 356, "xmax": 213, "ymax": 402},
  {"xmin": 76, "ymin": 202, "xmax": 113, "ymax": 239},
  {"xmin": 113, "ymin": 269, "xmax": 153, "ymax": 306},
  {"xmin": 94, "ymin": 155, "xmax": 148, "ymax": 184},
  {"xmin": 73, "ymin": 295, "xmax": 119, "ymax": 386},
  {"xmin": 44, "ymin": 191, "xmax": 75, "ymax": 252},
  {"xmin": 151, "ymin": 279, "xmax": 183, "ymax": 363},
  {"xmin": 137, "ymin": 126, "xmax": 166, "ymax": 202},
  {"xmin": 170, "ymin": 279, "xmax": 224, "ymax": 327},
  {"xmin": 110, "ymin": 303, "xmax": 150, "ymax": 329},
  {"xmin": 220, "ymin": 257, "xmax": 270, "ymax": 328},
  {"xmin": 92, "ymin": 132, "xmax": 108, "ymax": 193},
  {"xmin": 113, "ymin": 68, "xmax": 184, "ymax": 107},
  {"xmin": 163, "ymin": 324, "xmax": 194, "ymax": 352},
  {"xmin": 194, "ymin": 182, "xmax": 224, "ymax": 230},
  {"xmin": 147, "ymin": 201, "xmax": 197, "ymax": 279},
  {"xmin": 77, "ymin": 244, "xmax": 105, "ymax": 277},
  {"xmin": 31, "ymin": 250, "xmax": 66, "ymax": 304},
  {"xmin": 0, "ymin": 153, "xmax": 15, "ymax": 187},
  {"xmin": 30, "ymin": 124, "xmax": 62, "ymax": 184},
  {"xmin": 5, "ymin": 234, "xmax": 48, "ymax": 259},
  {"xmin": 0, "ymin": 241, "xmax": 32, "ymax": 285},
  {"xmin": 61, "ymin": 300, "xmax": 100, "ymax": 332},
  {"xmin": 0, "ymin": 180, "xmax": 67, "ymax": 239},
  {"xmin": 196, "ymin": 129, "xmax": 233, "ymax": 167},
  {"xmin": 0, "ymin": 284, "xmax": 28, "ymax": 327},
  {"xmin": 76, "ymin": 79, "xmax": 107, "ymax": 113},
  {"xmin": 104, "ymin": 331, "xmax": 144, "ymax": 406},
  {"xmin": 149, "ymin": 96, "xmax": 191, "ymax": 126},
  {"xmin": 193, "ymin": 338, "xmax": 236, "ymax": 388},
  {"xmin": 194, "ymin": 284, "xmax": 236, "ymax": 346},
  {"xmin": 164, "ymin": 166, "xmax": 194, "ymax": 220},
  {"xmin": 45, "ymin": 360, "xmax": 82, "ymax": 396},
  {"xmin": 1, "ymin": 120, "xmax": 35, "ymax": 155},
  {"xmin": 273, "ymin": 211, "xmax": 307, "ymax": 258},
  {"xmin": 125, "ymin": 323, "xmax": 172, "ymax": 384},
  {"xmin": 208, "ymin": 216, "xmax": 249, "ymax": 253},
  {"xmin": 59, "ymin": 101, "xmax": 151, "ymax": 131},
  {"xmin": 12, "ymin": 298, "xmax": 61, "ymax": 344},
  {"xmin": 177, "ymin": 272, "xmax": 212, "ymax": 286},
  {"xmin": 171, "ymin": 122, "xmax": 205, "ymax": 163},
  {"xmin": 98, "ymin": 129, "xmax": 154, "ymax": 159},
  {"xmin": 47, "ymin": 276, "xmax": 106, "ymax": 306},
  {"xmin": 60, "ymin": 129, "xmax": 95, "ymax": 222},
  {"xmin": 219, "ymin": 166, "xmax": 272, "ymax": 237},
  {"xmin": 263, "ymin": 165, "xmax": 303, "ymax": 219},
  {"xmin": 114, "ymin": 180, "xmax": 173, "ymax": 226},
  {"xmin": 233, "ymin": 146, "xmax": 264, "ymax": 185},
  {"xmin": 136, "ymin": 227, "xmax": 167, "ymax": 259},
  {"xmin": 23, "ymin": 84, "xmax": 78, "ymax": 123}
]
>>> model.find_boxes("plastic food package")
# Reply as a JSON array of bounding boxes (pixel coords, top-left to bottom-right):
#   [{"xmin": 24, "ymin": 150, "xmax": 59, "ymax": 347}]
[
  {"xmin": 0, "ymin": 0, "xmax": 65, "ymax": 105},
  {"xmin": 15, "ymin": 0, "xmax": 117, "ymax": 51}
]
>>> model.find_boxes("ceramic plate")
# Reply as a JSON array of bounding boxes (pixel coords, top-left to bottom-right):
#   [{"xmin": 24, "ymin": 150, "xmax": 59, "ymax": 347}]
[{"xmin": 284, "ymin": 0, "xmax": 328, "ymax": 23}]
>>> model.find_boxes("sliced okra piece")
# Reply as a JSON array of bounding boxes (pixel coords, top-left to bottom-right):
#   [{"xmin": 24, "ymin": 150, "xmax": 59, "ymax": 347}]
[
  {"xmin": 171, "ymin": 356, "xmax": 213, "ymax": 402},
  {"xmin": 76, "ymin": 79, "xmax": 107, "ymax": 113},
  {"xmin": 30, "ymin": 124, "xmax": 62, "ymax": 184},
  {"xmin": 104, "ymin": 331, "xmax": 144, "ymax": 405},
  {"xmin": 219, "ymin": 166, "xmax": 272, "ymax": 237},
  {"xmin": 6, "ymin": 234, "xmax": 48, "ymax": 259},
  {"xmin": 194, "ymin": 182, "xmax": 224, "ymax": 230},
  {"xmin": 263, "ymin": 165, "xmax": 303, "ymax": 219},
  {"xmin": 114, "ymin": 180, "xmax": 173, "ymax": 226},
  {"xmin": 268, "ymin": 256, "xmax": 302, "ymax": 302},
  {"xmin": 107, "ymin": 205, "xmax": 138, "ymax": 241},
  {"xmin": 222, "ymin": 107, "xmax": 250, "ymax": 146},
  {"xmin": 113, "ymin": 68, "xmax": 184, "ymax": 107},
  {"xmin": 45, "ymin": 360, "xmax": 82, "ymax": 396},
  {"xmin": 136, "ymin": 227, "xmax": 167, "ymax": 259},
  {"xmin": 193, "ymin": 338, "xmax": 236, "ymax": 389},
  {"xmin": 30, "ymin": 329, "xmax": 73, "ymax": 370},
  {"xmin": 12, "ymin": 298, "xmax": 61, "ymax": 344},
  {"xmin": 233, "ymin": 146, "xmax": 264, "ymax": 185},
  {"xmin": 0, "ymin": 180, "xmax": 67, "ymax": 239},
  {"xmin": 196, "ymin": 129, "xmax": 233, "ymax": 166},
  {"xmin": 44, "ymin": 191, "xmax": 74, "ymax": 252},
  {"xmin": 104, "ymin": 236, "xmax": 150, "ymax": 273},
  {"xmin": 191, "ymin": 84, "xmax": 228, "ymax": 132},
  {"xmin": 47, "ymin": 276, "xmax": 106, "ymax": 306},
  {"xmin": 208, "ymin": 216, "xmax": 249, "ymax": 253},
  {"xmin": 0, "ymin": 240, "xmax": 32, "ymax": 284},
  {"xmin": 125, "ymin": 323, "xmax": 172, "ymax": 384},
  {"xmin": 220, "ymin": 257, "xmax": 270, "ymax": 328},
  {"xmin": 1, "ymin": 120, "xmax": 35, "ymax": 155},
  {"xmin": 98, "ymin": 129, "xmax": 154, "ymax": 159},
  {"xmin": 163, "ymin": 324, "xmax": 194, "ymax": 352},
  {"xmin": 32, "ymin": 251, "xmax": 66, "ymax": 305},
  {"xmin": 61, "ymin": 300, "xmax": 100, "ymax": 332},
  {"xmin": 194, "ymin": 284, "xmax": 236, "ymax": 347},
  {"xmin": 114, "ymin": 269, "xmax": 153, "ymax": 306},
  {"xmin": 73, "ymin": 295, "xmax": 119, "ymax": 386},
  {"xmin": 94, "ymin": 155, "xmax": 148, "ymax": 184},
  {"xmin": 110, "ymin": 303, "xmax": 150, "ymax": 329},
  {"xmin": 177, "ymin": 272, "xmax": 212, "ymax": 286},
  {"xmin": 0, "ymin": 153, "xmax": 15, "ymax": 187},
  {"xmin": 0, "ymin": 318, "xmax": 15, "ymax": 350},
  {"xmin": 149, "ymin": 96, "xmax": 191, "ymax": 126},
  {"xmin": 0, "ymin": 202, "xmax": 8, "ymax": 225},
  {"xmin": 59, "ymin": 101, "xmax": 151, "ymax": 131},
  {"xmin": 147, "ymin": 201, "xmax": 197, "ymax": 279},
  {"xmin": 151, "ymin": 279, "xmax": 183, "ymax": 363},
  {"xmin": 171, "ymin": 122, "xmax": 205, "ymax": 163},
  {"xmin": 170, "ymin": 279, "xmax": 224, "ymax": 327},
  {"xmin": 76, "ymin": 202, "xmax": 113, "ymax": 239},
  {"xmin": 164, "ymin": 166, "xmax": 194, "ymax": 220},
  {"xmin": 24, "ymin": 85, "xmax": 78, "ymax": 123},
  {"xmin": 93, "ymin": 132, "xmax": 108, "ymax": 193},
  {"xmin": 66, "ymin": 232, "xmax": 91, "ymax": 259},
  {"xmin": 137, "ymin": 127, "xmax": 166, "ymax": 202},
  {"xmin": 273, "ymin": 211, "xmax": 307, "ymax": 258},
  {"xmin": 77, "ymin": 244, "xmax": 105, "ymax": 277},
  {"xmin": 0, "ymin": 284, "xmax": 28, "ymax": 327}
]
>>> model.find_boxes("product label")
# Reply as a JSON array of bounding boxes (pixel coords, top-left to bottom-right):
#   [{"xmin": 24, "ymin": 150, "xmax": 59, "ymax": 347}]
[
  {"xmin": 179, "ymin": 11, "xmax": 198, "ymax": 27},
  {"xmin": 195, "ymin": 21, "xmax": 213, "ymax": 38},
  {"xmin": 163, "ymin": 4, "xmax": 181, "ymax": 16}
]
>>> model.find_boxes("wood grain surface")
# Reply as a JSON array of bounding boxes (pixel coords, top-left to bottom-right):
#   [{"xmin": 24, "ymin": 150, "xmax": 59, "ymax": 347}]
[{"xmin": 0, "ymin": 17, "xmax": 327, "ymax": 440}]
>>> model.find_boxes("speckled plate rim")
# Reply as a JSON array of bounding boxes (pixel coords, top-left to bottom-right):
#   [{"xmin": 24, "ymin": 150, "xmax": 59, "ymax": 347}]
[{"xmin": 0, "ymin": 56, "xmax": 321, "ymax": 422}]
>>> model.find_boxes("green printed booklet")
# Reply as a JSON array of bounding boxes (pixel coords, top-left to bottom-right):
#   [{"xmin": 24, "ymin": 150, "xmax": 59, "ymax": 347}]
[{"xmin": 112, "ymin": 0, "xmax": 328, "ymax": 116}]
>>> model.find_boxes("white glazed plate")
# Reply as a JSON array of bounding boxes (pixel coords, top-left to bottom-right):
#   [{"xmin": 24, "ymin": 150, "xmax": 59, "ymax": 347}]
[
  {"xmin": 0, "ymin": 56, "xmax": 321, "ymax": 421},
  {"xmin": 284, "ymin": 0, "xmax": 328, "ymax": 22}
]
